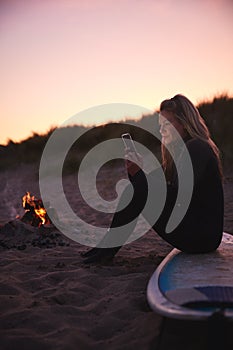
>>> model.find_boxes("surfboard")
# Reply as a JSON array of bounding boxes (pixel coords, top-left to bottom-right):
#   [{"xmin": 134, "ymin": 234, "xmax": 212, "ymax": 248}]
[{"xmin": 147, "ymin": 232, "xmax": 233, "ymax": 320}]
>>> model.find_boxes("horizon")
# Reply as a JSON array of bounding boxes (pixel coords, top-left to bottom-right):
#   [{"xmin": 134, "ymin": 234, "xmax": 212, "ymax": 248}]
[
  {"xmin": 1, "ymin": 0, "xmax": 233, "ymax": 145},
  {"xmin": 1, "ymin": 92, "xmax": 232, "ymax": 147}
]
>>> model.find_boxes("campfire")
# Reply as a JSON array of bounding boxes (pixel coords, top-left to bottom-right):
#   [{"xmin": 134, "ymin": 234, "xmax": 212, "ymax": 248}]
[{"xmin": 21, "ymin": 192, "xmax": 51, "ymax": 227}]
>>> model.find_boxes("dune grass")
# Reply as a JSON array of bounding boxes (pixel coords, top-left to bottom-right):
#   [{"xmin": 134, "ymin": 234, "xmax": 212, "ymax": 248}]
[{"xmin": 1, "ymin": 94, "xmax": 232, "ymax": 172}]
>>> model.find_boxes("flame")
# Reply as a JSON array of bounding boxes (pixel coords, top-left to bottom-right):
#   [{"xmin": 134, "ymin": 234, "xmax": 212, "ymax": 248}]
[
  {"xmin": 22, "ymin": 191, "xmax": 48, "ymax": 226},
  {"xmin": 34, "ymin": 208, "xmax": 47, "ymax": 225},
  {"xmin": 22, "ymin": 191, "xmax": 35, "ymax": 208}
]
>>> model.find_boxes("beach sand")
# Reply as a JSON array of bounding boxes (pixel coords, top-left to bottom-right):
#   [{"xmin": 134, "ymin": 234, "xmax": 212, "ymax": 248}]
[{"xmin": 0, "ymin": 163, "xmax": 233, "ymax": 350}]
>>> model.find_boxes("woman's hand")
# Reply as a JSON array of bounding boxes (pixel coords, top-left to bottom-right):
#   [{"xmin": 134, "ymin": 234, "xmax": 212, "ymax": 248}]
[{"xmin": 125, "ymin": 150, "xmax": 143, "ymax": 177}]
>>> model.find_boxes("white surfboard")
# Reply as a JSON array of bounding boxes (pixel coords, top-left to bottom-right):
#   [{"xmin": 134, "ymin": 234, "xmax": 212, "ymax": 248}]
[{"xmin": 147, "ymin": 232, "xmax": 233, "ymax": 320}]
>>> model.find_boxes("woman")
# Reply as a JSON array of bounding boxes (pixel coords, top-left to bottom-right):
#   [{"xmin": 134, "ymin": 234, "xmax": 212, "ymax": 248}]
[{"xmin": 81, "ymin": 94, "xmax": 224, "ymax": 263}]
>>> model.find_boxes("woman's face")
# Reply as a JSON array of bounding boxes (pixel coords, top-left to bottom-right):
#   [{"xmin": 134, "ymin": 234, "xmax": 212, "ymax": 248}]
[{"xmin": 159, "ymin": 110, "xmax": 187, "ymax": 145}]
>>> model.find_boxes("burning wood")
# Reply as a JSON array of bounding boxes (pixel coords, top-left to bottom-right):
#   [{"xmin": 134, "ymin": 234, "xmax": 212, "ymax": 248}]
[{"xmin": 21, "ymin": 192, "xmax": 51, "ymax": 227}]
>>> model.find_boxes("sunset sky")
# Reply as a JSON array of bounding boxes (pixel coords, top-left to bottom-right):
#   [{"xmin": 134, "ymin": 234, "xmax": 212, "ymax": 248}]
[{"xmin": 1, "ymin": 0, "xmax": 233, "ymax": 145}]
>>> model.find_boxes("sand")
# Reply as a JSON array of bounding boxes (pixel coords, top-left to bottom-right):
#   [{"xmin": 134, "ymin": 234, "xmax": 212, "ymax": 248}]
[{"xmin": 0, "ymin": 163, "xmax": 233, "ymax": 350}]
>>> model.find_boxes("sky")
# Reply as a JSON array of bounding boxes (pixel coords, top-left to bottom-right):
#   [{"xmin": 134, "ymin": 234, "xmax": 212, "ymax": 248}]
[{"xmin": 1, "ymin": 0, "xmax": 233, "ymax": 145}]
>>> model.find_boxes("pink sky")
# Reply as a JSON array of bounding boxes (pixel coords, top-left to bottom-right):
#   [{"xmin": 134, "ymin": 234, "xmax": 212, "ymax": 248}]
[{"xmin": 1, "ymin": 0, "xmax": 233, "ymax": 145}]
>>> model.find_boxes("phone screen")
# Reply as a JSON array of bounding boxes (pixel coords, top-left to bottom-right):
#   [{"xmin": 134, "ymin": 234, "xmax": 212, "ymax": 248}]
[{"xmin": 121, "ymin": 133, "xmax": 137, "ymax": 153}]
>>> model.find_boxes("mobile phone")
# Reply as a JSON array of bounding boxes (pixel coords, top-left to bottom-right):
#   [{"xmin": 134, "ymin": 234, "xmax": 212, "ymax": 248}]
[{"xmin": 121, "ymin": 133, "xmax": 137, "ymax": 153}]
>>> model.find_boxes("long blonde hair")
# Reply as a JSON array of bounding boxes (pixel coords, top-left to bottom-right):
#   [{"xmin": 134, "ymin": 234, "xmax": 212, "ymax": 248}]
[{"xmin": 160, "ymin": 94, "xmax": 222, "ymax": 180}]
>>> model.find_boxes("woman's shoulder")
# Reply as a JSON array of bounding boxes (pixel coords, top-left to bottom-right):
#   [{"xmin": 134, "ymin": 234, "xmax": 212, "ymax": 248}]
[
  {"xmin": 185, "ymin": 137, "xmax": 216, "ymax": 160},
  {"xmin": 186, "ymin": 137, "xmax": 213, "ymax": 152}
]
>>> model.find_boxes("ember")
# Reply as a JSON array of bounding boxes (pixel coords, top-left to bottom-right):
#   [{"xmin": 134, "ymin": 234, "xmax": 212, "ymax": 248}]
[{"xmin": 21, "ymin": 192, "xmax": 50, "ymax": 227}]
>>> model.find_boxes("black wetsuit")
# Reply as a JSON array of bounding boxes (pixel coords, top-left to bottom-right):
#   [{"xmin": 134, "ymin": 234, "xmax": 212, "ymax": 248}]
[
  {"xmin": 85, "ymin": 138, "xmax": 224, "ymax": 261},
  {"xmin": 151, "ymin": 138, "xmax": 224, "ymax": 253}
]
